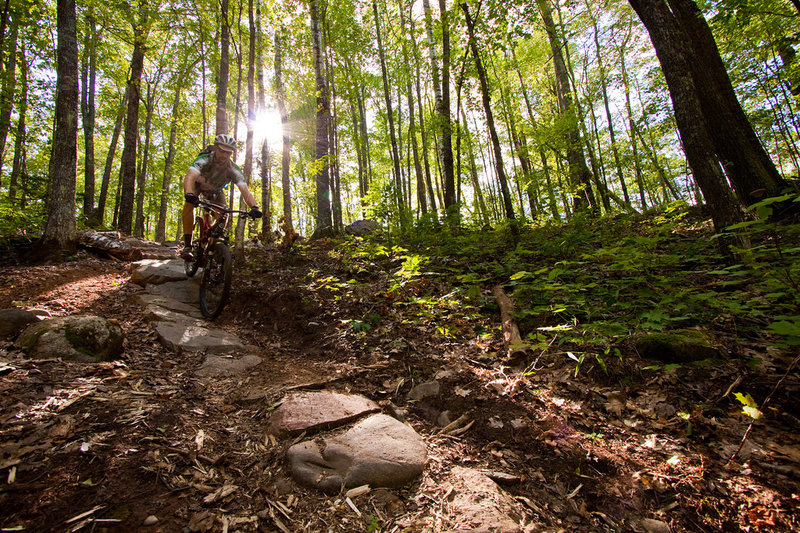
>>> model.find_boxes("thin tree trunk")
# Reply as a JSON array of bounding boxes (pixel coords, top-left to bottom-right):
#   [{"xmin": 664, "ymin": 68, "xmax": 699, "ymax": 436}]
[
  {"xmin": 274, "ymin": 27, "xmax": 293, "ymax": 230},
  {"xmin": 0, "ymin": 13, "xmax": 17, "ymax": 182},
  {"xmin": 372, "ymin": 0, "xmax": 405, "ymax": 225},
  {"xmin": 462, "ymin": 107, "xmax": 490, "ymax": 225},
  {"xmin": 310, "ymin": 0, "xmax": 332, "ymax": 236},
  {"xmin": 461, "ymin": 1, "xmax": 515, "ymax": 224},
  {"xmin": 216, "ymin": 0, "xmax": 230, "ymax": 134},
  {"xmin": 9, "ymin": 43, "xmax": 27, "ymax": 205},
  {"xmin": 80, "ymin": 9, "xmax": 98, "ymax": 224},
  {"xmin": 117, "ymin": 6, "xmax": 148, "ymax": 235},
  {"xmin": 536, "ymin": 0, "xmax": 595, "ymax": 214},
  {"xmin": 235, "ymin": 0, "xmax": 257, "ymax": 258},
  {"xmin": 134, "ymin": 79, "xmax": 156, "ymax": 238},
  {"xmin": 43, "ymin": 0, "xmax": 78, "ymax": 250},
  {"xmin": 94, "ymin": 87, "xmax": 127, "ymax": 227},
  {"xmin": 399, "ymin": 0, "xmax": 426, "ymax": 215}
]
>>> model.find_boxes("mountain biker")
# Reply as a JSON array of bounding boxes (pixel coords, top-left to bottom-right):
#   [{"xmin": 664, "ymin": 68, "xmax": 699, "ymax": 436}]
[{"xmin": 180, "ymin": 133, "xmax": 262, "ymax": 260}]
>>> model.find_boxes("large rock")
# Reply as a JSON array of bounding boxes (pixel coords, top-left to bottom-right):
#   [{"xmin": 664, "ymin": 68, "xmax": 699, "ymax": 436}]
[
  {"xmin": 269, "ymin": 391, "xmax": 380, "ymax": 435},
  {"xmin": 16, "ymin": 315, "xmax": 124, "ymax": 363},
  {"xmin": 154, "ymin": 318, "xmax": 246, "ymax": 353},
  {"xmin": 344, "ymin": 220, "xmax": 380, "ymax": 236},
  {"xmin": 130, "ymin": 259, "xmax": 187, "ymax": 286},
  {"xmin": 138, "ymin": 294, "xmax": 202, "ymax": 319},
  {"xmin": 287, "ymin": 414, "xmax": 426, "ymax": 493},
  {"xmin": 443, "ymin": 467, "xmax": 526, "ymax": 532},
  {"xmin": 0, "ymin": 308, "xmax": 41, "ymax": 339},
  {"xmin": 146, "ymin": 278, "xmax": 200, "ymax": 305},
  {"xmin": 634, "ymin": 330, "xmax": 722, "ymax": 364}
]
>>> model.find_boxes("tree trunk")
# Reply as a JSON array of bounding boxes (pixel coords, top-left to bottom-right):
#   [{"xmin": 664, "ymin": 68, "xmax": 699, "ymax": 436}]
[
  {"xmin": 372, "ymin": 0, "xmax": 405, "ymax": 225},
  {"xmin": 80, "ymin": 9, "xmax": 98, "ymax": 224},
  {"xmin": 94, "ymin": 87, "xmax": 127, "ymax": 227},
  {"xmin": 461, "ymin": 1, "xmax": 516, "ymax": 224},
  {"xmin": 117, "ymin": 7, "xmax": 148, "ymax": 235},
  {"xmin": 536, "ymin": 0, "xmax": 595, "ymax": 214},
  {"xmin": 216, "ymin": 0, "xmax": 230, "ymax": 134},
  {"xmin": 134, "ymin": 79, "xmax": 156, "ymax": 238},
  {"xmin": 410, "ymin": 8, "xmax": 437, "ymax": 216},
  {"xmin": 0, "ymin": 13, "xmax": 17, "ymax": 183},
  {"xmin": 235, "ymin": 0, "xmax": 257, "ymax": 259},
  {"xmin": 461, "ymin": 107, "xmax": 490, "ymax": 225},
  {"xmin": 43, "ymin": 0, "xmax": 78, "ymax": 250},
  {"xmin": 310, "ymin": 0, "xmax": 332, "ymax": 236},
  {"xmin": 275, "ymin": 27, "xmax": 293, "ymax": 230},
  {"xmin": 667, "ymin": 0, "xmax": 788, "ymax": 206},
  {"xmin": 628, "ymin": 0, "xmax": 743, "ymax": 233},
  {"xmin": 9, "ymin": 42, "xmax": 26, "ymax": 205}
]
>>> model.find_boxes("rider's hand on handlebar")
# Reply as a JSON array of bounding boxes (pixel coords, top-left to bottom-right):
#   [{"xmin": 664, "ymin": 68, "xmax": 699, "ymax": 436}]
[
  {"xmin": 184, "ymin": 192, "xmax": 200, "ymax": 206},
  {"xmin": 249, "ymin": 206, "xmax": 263, "ymax": 219}
]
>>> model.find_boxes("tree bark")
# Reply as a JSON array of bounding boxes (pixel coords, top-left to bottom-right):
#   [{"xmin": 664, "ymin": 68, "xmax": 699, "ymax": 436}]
[
  {"xmin": 310, "ymin": 0, "xmax": 332, "ymax": 236},
  {"xmin": 628, "ymin": 0, "xmax": 743, "ymax": 233},
  {"xmin": 274, "ymin": 27, "xmax": 293, "ymax": 230},
  {"xmin": 80, "ymin": 9, "xmax": 98, "ymax": 224},
  {"xmin": 235, "ymin": 0, "xmax": 257, "ymax": 258},
  {"xmin": 134, "ymin": 78, "xmax": 156, "ymax": 238},
  {"xmin": 94, "ymin": 87, "xmax": 128, "ymax": 228},
  {"xmin": 216, "ymin": 0, "xmax": 230, "ymax": 134},
  {"xmin": 117, "ymin": 5, "xmax": 148, "ymax": 235},
  {"xmin": 373, "ymin": 0, "xmax": 405, "ymax": 224},
  {"xmin": 43, "ymin": 0, "xmax": 78, "ymax": 250},
  {"xmin": 9, "ymin": 42, "xmax": 26, "ymax": 205},
  {"xmin": 0, "ymin": 12, "xmax": 17, "ymax": 183},
  {"xmin": 461, "ymin": 1, "xmax": 516, "ymax": 224}
]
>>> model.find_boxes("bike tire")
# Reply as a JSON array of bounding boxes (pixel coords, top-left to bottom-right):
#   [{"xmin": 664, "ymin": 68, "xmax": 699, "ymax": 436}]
[
  {"xmin": 199, "ymin": 241, "xmax": 233, "ymax": 320},
  {"xmin": 184, "ymin": 216, "xmax": 204, "ymax": 277}
]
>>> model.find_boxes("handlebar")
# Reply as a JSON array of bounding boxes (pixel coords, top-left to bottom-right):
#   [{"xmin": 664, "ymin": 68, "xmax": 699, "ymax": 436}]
[{"xmin": 196, "ymin": 199, "xmax": 256, "ymax": 218}]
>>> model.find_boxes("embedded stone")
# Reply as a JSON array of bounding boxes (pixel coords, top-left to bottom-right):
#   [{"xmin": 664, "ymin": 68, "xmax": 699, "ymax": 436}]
[
  {"xmin": 155, "ymin": 319, "xmax": 245, "ymax": 353},
  {"xmin": 287, "ymin": 414, "xmax": 426, "ymax": 493},
  {"xmin": 408, "ymin": 380, "xmax": 441, "ymax": 400},
  {"xmin": 269, "ymin": 391, "xmax": 380, "ymax": 435},
  {"xmin": 130, "ymin": 259, "xmax": 188, "ymax": 286},
  {"xmin": 197, "ymin": 353, "xmax": 262, "ymax": 377},
  {"xmin": 443, "ymin": 467, "xmax": 525, "ymax": 532},
  {"xmin": 16, "ymin": 315, "xmax": 124, "ymax": 363},
  {"xmin": 146, "ymin": 278, "xmax": 200, "ymax": 304},
  {"xmin": 138, "ymin": 294, "xmax": 202, "ymax": 318}
]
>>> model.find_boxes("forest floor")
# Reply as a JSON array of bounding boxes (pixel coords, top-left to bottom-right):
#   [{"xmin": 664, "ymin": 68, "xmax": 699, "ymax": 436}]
[{"xmin": 1, "ymin": 216, "xmax": 800, "ymax": 532}]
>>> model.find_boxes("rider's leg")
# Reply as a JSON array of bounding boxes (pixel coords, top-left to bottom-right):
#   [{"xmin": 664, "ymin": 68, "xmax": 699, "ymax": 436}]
[{"xmin": 182, "ymin": 201, "xmax": 195, "ymax": 246}]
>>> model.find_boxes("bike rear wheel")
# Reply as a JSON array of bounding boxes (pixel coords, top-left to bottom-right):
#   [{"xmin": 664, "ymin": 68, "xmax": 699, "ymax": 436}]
[
  {"xmin": 184, "ymin": 216, "xmax": 204, "ymax": 277},
  {"xmin": 199, "ymin": 241, "xmax": 233, "ymax": 320}
]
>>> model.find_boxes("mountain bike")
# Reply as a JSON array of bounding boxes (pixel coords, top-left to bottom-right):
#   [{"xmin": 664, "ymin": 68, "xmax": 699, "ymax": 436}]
[{"xmin": 183, "ymin": 199, "xmax": 255, "ymax": 320}]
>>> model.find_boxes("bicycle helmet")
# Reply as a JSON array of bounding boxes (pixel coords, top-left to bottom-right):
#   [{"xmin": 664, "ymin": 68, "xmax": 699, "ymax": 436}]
[{"xmin": 214, "ymin": 133, "xmax": 237, "ymax": 152}]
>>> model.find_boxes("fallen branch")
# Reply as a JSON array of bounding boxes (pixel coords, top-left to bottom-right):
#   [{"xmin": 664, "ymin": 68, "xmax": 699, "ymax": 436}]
[{"xmin": 491, "ymin": 285, "xmax": 527, "ymax": 363}]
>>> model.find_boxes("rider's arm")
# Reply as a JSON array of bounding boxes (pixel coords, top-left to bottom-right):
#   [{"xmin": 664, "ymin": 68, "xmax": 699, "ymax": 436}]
[
  {"xmin": 236, "ymin": 183, "xmax": 258, "ymax": 209},
  {"xmin": 184, "ymin": 167, "xmax": 200, "ymax": 195}
]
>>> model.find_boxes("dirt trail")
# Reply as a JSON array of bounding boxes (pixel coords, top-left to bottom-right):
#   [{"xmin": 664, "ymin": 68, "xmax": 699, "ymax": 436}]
[{"xmin": 1, "ymin": 246, "xmax": 799, "ymax": 532}]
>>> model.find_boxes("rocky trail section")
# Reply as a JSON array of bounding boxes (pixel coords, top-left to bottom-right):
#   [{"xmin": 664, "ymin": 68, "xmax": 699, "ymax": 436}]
[{"xmin": 1, "ymin": 245, "xmax": 799, "ymax": 532}]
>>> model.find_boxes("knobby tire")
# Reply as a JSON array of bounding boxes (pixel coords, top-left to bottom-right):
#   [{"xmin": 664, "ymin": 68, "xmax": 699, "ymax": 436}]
[{"xmin": 199, "ymin": 241, "xmax": 233, "ymax": 320}]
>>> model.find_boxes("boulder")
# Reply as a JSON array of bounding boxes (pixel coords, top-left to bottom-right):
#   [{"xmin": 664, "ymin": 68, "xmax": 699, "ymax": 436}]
[
  {"xmin": 344, "ymin": 220, "xmax": 380, "ymax": 236},
  {"xmin": 287, "ymin": 413, "xmax": 426, "ymax": 493},
  {"xmin": 0, "ymin": 308, "xmax": 41, "ymax": 339},
  {"xmin": 16, "ymin": 315, "xmax": 124, "ymax": 363},
  {"xmin": 130, "ymin": 259, "xmax": 187, "ymax": 286},
  {"xmin": 269, "ymin": 391, "xmax": 380, "ymax": 435},
  {"xmin": 634, "ymin": 329, "xmax": 722, "ymax": 364}
]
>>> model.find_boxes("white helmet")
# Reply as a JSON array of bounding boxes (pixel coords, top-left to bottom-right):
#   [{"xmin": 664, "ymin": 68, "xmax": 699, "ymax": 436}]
[{"xmin": 214, "ymin": 133, "xmax": 237, "ymax": 152}]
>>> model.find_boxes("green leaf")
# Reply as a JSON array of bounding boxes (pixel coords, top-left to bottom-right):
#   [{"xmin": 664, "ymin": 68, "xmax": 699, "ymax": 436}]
[{"xmin": 510, "ymin": 271, "xmax": 530, "ymax": 280}]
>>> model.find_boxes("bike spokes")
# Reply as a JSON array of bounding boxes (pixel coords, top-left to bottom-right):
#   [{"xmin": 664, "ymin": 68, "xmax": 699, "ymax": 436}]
[{"xmin": 199, "ymin": 242, "xmax": 233, "ymax": 320}]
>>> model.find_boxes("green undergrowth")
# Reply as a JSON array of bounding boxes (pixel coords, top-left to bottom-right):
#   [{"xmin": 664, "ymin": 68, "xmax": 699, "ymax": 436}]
[{"xmin": 327, "ymin": 199, "xmax": 800, "ymax": 373}]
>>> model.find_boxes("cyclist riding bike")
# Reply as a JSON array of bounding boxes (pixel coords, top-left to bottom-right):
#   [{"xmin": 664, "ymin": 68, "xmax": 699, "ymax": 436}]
[{"xmin": 180, "ymin": 133, "xmax": 262, "ymax": 260}]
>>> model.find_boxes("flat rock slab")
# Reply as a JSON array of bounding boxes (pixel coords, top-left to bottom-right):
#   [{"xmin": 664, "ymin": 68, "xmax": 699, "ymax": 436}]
[
  {"xmin": 269, "ymin": 391, "xmax": 380, "ymax": 435},
  {"xmin": 138, "ymin": 294, "xmax": 202, "ymax": 318},
  {"xmin": 144, "ymin": 304, "xmax": 205, "ymax": 326},
  {"xmin": 287, "ymin": 413, "xmax": 426, "ymax": 493},
  {"xmin": 197, "ymin": 353, "xmax": 262, "ymax": 377},
  {"xmin": 155, "ymin": 320, "xmax": 245, "ymax": 353},
  {"xmin": 147, "ymin": 278, "xmax": 200, "ymax": 305},
  {"xmin": 444, "ymin": 467, "xmax": 526, "ymax": 532},
  {"xmin": 130, "ymin": 259, "xmax": 188, "ymax": 286}
]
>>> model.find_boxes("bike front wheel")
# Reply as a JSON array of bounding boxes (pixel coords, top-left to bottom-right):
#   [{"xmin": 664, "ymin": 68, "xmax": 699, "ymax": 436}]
[{"xmin": 199, "ymin": 241, "xmax": 233, "ymax": 320}]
